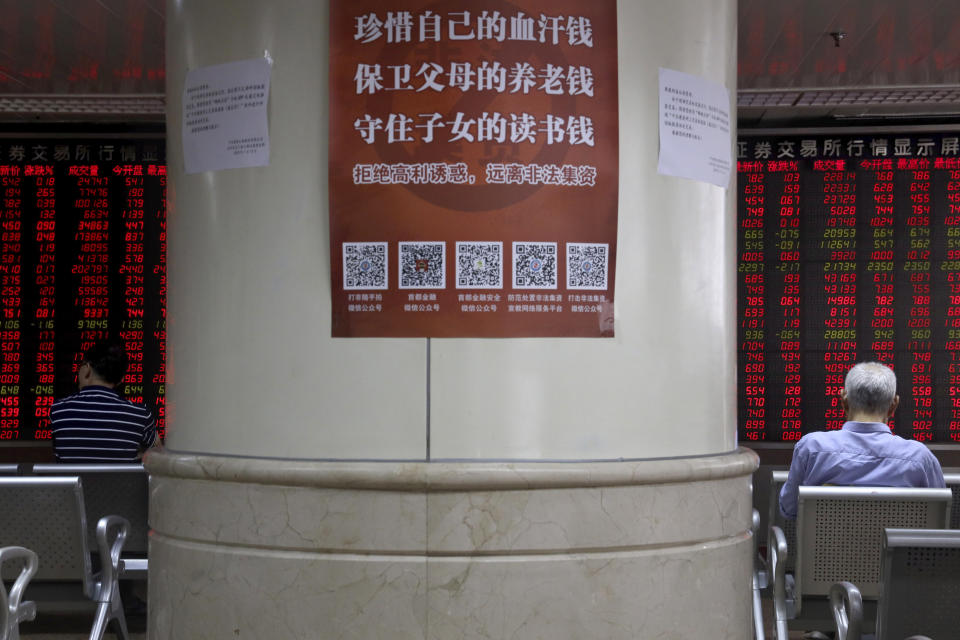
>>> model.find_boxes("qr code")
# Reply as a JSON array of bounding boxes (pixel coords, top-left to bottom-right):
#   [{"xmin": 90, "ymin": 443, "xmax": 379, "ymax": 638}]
[
  {"xmin": 343, "ymin": 242, "xmax": 387, "ymax": 290},
  {"xmin": 513, "ymin": 242, "xmax": 557, "ymax": 289},
  {"xmin": 399, "ymin": 241, "xmax": 446, "ymax": 289},
  {"xmin": 567, "ymin": 243, "xmax": 609, "ymax": 290},
  {"xmin": 456, "ymin": 242, "xmax": 503, "ymax": 289}
]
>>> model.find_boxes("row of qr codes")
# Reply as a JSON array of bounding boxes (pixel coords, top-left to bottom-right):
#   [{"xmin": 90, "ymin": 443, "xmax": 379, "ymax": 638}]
[{"xmin": 343, "ymin": 241, "xmax": 609, "ymax": 291}]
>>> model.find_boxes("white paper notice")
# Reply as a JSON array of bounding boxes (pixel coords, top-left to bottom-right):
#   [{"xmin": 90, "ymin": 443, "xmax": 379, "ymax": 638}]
[
  {"xmin": 182, "ymin": 58, "xmax": 271, "ymax": 174},
  {"xmin": 657, "ymin": 68, "xmax": 732, "ymax": 188}
]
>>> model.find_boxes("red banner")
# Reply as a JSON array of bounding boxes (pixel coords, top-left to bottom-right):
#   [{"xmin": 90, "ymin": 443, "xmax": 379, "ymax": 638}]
[{"xmin": 329, "ymin": 1, "xmax": 618, "ymax": 337}]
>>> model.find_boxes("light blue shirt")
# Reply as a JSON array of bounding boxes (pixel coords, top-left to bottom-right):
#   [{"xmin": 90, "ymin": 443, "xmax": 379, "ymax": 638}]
[{"xmin": 779, "ymin": 421, "xmax": 946, "ymax": 519}]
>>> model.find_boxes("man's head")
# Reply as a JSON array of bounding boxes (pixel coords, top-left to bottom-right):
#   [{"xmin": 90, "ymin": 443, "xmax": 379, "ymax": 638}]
[
  {"xmin": 841, "ymin": 361, "xmax": 899, "ymax": 423},
  {"xmin": 78, "ymin": 340, "xmax": 128, "ymax": 389}
]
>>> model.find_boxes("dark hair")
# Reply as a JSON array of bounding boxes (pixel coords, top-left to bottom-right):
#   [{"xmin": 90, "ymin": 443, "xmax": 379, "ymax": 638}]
[{"xmin": 83, "ymin": 340, "xmax": 128, "ymax": 385}]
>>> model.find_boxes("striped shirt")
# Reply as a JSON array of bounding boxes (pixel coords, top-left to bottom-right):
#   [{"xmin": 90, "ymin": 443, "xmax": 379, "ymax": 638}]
[{"xmin": 50, "ymin": 386, "xmax": 157, "ymax": 462}]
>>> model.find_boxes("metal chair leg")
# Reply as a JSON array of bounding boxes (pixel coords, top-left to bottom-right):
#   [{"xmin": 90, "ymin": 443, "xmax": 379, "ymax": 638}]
[
  {"xmin": 89, "ymin": 601, "xmax": 111, "ymax": 640},
  {"xmin": 90, "ymin": 516, "xmax": 131, "ymax": 640},
  {"xmin": 751, "ymin": 509, "xmax": 766, "ymax": 640},
  {"xmin": 0, "ymin": 546, "xmax": 39, "ymax": 640},
  {"xmin": 768, "ymin": 525, "xmax": 790, "ymax": 640},
  {"xmin": 87, "ymin": 591, "xmax": 129, "ymax": 640},
  {"xmin": 828, "ymin": 581, "xmax": 863, "ymax": 640},
  {"xmin": 752, "ymin": 568, "xmax": 767, "ymax": 640},
  {"xmin": 108, "ymin": 602, "xmax": 129, "ymax": 640}
]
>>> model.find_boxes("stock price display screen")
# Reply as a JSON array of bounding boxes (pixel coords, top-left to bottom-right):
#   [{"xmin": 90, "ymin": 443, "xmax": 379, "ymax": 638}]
[
  {"xmin": 738, "ymin": 132, "xmax": 960, "ymax": 444},
  {"xmin": 0, "ymin": 137, "xmax": 166, "ymax": 442}
]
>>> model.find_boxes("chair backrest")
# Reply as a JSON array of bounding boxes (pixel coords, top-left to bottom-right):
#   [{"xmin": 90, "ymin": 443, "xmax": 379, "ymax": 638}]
[
  {"xmin": 0, "ymin": 477, "xmax": 93, "ymax": 593},
  {"xmin": 877, "ymin": 528, "xmax": 960, "ymax": 640},
  {"xmin": 769, "ymin": 470, "xmax": 797, "ymax": 571},
  {"xmin": 795, "ymin": 486, "xmax": 952, "ymax": 603},
  {"xmin": 30, "ymin": 464, "xmax": 149, "ymax": 555},
  {"xmin": 943, "ymin": 473, "xmax": 960, "ymax": 529}
]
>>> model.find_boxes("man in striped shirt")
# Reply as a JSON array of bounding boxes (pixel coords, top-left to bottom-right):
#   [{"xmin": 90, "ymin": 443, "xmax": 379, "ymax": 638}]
[{"xmin": 50, "ymin": 340, "xmax": 158, "ymax": 462}]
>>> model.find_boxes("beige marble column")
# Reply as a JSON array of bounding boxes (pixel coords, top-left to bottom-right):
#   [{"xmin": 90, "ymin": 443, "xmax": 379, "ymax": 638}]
[
  {"xmin": 156, "ymin": 0, "xmax": 751, "ymax": 637},
  {"xmin": 147, "ymin": 449, "xmax": 756, "ymax": 639}
]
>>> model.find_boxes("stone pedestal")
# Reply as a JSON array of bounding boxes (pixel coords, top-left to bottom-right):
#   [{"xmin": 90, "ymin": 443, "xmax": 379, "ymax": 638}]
[{"xmin": 147, "ymin": 448, "xmax": 757, "ymax": 639}]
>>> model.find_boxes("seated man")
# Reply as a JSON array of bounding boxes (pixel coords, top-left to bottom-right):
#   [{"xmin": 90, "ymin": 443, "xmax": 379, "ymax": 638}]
[
  {"xmin": 50, "ymin": 340, "xmax": 159, "ymax": 462},
  {"xmin": 779, "ymin": 361, "xmax": 945, "ymax": 519}
]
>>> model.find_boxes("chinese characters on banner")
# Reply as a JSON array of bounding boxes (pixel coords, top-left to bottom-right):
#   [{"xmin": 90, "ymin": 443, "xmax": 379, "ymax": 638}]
[{"xmin": 328, "ymin": 1, "xmax": 619, "ymax": 337}]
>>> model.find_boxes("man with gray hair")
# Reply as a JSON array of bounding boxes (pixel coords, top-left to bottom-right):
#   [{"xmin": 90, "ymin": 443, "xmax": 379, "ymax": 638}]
[{"xmin": 779, "ymin": 361, "xmax": 945, "ymax": 519}]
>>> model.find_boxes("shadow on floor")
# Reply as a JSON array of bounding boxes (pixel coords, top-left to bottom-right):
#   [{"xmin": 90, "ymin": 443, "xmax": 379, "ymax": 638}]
[{"xmin": 19, "ymin": 611, "xmax": 146, "ymax": 639}]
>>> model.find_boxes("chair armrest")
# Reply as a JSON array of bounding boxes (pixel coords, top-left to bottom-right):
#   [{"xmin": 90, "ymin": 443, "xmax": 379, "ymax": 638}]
[
  {"xmin": 768, "ymin": 525, "xmax": 789, "ymax": 640},
  {"xmin": 0, "ymin": 545, "xmax": 39, "ymax": 629},
  {"xmin": 752, "ymin": 509, "xmax": 769, "ymax": 588},
  {"xmin": 94, "ymin": 515, "xmax": 130, "ymax": 603},
  {"xmin": 751, "ymin": 509, "xmax": 766, "ymax": 640},
  {"xmin": 828, "ymin": 581, "xmax": 863, "ymax": 640}
]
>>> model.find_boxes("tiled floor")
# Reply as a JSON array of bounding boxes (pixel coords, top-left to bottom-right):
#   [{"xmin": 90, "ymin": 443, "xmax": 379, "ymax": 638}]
[
  {"xmin": 761, "ymin": 595, "xmax": 839, "ymax": 639},
  {"xmin": 16, "ymin": 599, "xmax": 820, "ymax": 639},
  {"xmin": 23, "ymin": 636, "xmax": 146, "ymax": 640},
  {"xmin": 19, "ymin": 612, "xmax": 146, "ymax": 639}
]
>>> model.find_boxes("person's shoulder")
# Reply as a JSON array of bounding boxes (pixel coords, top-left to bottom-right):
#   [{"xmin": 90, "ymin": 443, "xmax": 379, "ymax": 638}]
[
  {"xmin": 118, "ymin": 396, "xmax": 153, "ymax": 416},
  {"xmin": 794, "ymin": 429, "xmax": 839, "ymax": 451},
  {"xmin": 52, "ymin": 391, "xmax": 81, "ymax": 407},
  {"xmin": 888, "ymin": 434, "xmax": 937, "ymax": 459},
  {"xmin": 83, "ymin": 389, "xmax": 149, "ymax": 414},
  {"xmin": 117, "ymin": 395, "xmax": 149, "ymax": 409}
]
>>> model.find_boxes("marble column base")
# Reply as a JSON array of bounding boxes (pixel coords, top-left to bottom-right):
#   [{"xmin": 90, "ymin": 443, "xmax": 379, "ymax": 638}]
[{"xmin": 145, "ymin": 448, "xmax": 758, "ymax": 639}]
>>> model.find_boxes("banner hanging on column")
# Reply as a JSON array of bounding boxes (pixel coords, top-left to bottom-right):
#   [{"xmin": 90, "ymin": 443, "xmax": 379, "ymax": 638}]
[{"xmin": 329, "ymin": 1, "xmax": 618, "ymax": 337}]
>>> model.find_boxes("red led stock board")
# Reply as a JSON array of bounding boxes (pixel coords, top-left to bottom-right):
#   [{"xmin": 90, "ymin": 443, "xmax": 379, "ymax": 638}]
[
  {"xmin": 738, "ymin": 132, "xmax": 960, "ymax": 444},
  {"xmin": 0, "ymin": 137, "xmax": 166, "ymax": 442}
]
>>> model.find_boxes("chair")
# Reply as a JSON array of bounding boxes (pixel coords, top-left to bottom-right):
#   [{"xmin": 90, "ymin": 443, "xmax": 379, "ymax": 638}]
[
  {"xmin": 30, "ymin": 464, "xmax": 149, "ymax": 579},
  {"xmin": 0, "ymin": 477, "xmax": 131, "ymax": 640},
  {"xmin": 768, "ymin": 470, "xmax": 796, "ymax": 572},
  {"xmin": 751, "ymin": 469, "xmax": 790, "ymax": 613},
  {"xmin": 751, "ymin": 509, "xmax": 766, "ymax": 640},
  {"xmin": 0, "ymin": 546, "xmax": 38, "ymax": 640},
  {"xmin": 829, "ymin": 528, "xmax": 960, "ymax": 640},
  {"xmin": 943, "ymin": 472, "xmax": 960, "ymax": 529},
  {"xmin": 769, "ymin": 469, "xmax": 958, "ymax": 559},
  {"xmin": 768, "ymin": 486, "xmax": 952, "ymax": 640}
]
